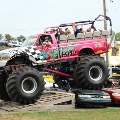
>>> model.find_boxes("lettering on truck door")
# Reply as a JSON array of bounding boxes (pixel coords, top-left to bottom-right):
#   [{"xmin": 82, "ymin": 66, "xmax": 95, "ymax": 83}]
[
  {"xmin": 58, "ymin": 43, "xmax": 77, "ymax": 58},
  {"xmin": 36, "ymin": 40, "xmax": 77, "ymax": 61}
]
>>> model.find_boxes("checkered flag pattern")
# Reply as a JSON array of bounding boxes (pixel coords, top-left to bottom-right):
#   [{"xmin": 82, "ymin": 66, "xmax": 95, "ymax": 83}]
[{"xmin": 9, "ymin": 46, "xmax": 42, "ymax": 61}]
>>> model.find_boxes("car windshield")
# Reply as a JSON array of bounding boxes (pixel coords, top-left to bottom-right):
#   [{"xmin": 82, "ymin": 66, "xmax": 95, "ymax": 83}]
[{"xmin": 22, "ymin": 35, "xmax": 37, "ymax": 47}]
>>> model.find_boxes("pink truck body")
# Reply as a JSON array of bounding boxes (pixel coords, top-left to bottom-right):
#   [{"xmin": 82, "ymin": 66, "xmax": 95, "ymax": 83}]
[{"xmin": 33, "ymin": 33, "xmax": 107, "ymax": 62}]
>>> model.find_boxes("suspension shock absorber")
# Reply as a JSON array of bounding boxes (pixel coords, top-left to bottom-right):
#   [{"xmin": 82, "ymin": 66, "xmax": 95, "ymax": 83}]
[{"xmin": 10, "ymin": 64, "xmax": 26, "ymax": 72}]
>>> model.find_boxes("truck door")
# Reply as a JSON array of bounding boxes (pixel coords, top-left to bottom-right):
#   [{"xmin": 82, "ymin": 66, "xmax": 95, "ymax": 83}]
[
  {"xmin": 58, "ymin": 43, "xmax": 77, "ymax": 59},
  {"xmin": 36, "ymin": 35, "xmax": 55, "ymax": 61}
]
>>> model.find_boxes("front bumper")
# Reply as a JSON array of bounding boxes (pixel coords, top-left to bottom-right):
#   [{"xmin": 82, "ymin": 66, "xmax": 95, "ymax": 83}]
[{"xmin": 76, "ymin": 98, "xmax": 111, "ymax": 104}]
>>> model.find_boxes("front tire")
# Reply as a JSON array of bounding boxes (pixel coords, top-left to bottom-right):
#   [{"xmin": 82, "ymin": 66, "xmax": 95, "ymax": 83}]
[
  {"xmin": 73, "ymin": 56, "xmax": 109, "ymax": 90},
  {"xmin": 6, "ymin": 67, "xmax": 45, "ymax": 104},
  {"xmin": 0, "ymin": 76, "xmax": 11, "ymax": 101}
]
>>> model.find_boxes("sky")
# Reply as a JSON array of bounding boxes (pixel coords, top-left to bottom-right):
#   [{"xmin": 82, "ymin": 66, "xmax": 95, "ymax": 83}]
[{"xmin": 0, "ymin": 0, "xmax": 120, "ymax": 38}]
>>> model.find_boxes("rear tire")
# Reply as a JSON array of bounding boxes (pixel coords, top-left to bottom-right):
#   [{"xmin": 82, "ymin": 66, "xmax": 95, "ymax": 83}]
[
  {"xmin": 73, "ymin": 56, "xmax": 109, "ymax": 90},
  {"xmin": 6, "ymin": 67, "xmax": 45, "ymax": 104}
]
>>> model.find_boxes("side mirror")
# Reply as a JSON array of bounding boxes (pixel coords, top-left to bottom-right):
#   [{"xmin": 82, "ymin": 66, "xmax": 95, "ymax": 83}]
[{"xmin": 36, "ymin": 42, "xmax": 39, "ymax": 46}]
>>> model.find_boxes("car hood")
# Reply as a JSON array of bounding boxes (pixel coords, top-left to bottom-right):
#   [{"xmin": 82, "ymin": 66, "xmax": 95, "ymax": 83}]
[{"xmin": 72, "ymin": 89, "xmax": 109, "ymax": 95}]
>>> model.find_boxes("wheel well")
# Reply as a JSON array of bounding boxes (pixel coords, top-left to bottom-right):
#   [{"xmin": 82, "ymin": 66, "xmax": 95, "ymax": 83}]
[
  {"xmin": 79, "ymin": 48, "xmax": 94, "ymax": 56},
  {"xmin": 6, "ymin": 55, "xmax": 32, "ymax": 66}
]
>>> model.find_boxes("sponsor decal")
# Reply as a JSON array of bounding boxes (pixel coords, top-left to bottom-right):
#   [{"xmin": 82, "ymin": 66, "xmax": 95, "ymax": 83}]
[{"xmin": 37, "ymin": 44, "xmax": 77, "ymax": 61}]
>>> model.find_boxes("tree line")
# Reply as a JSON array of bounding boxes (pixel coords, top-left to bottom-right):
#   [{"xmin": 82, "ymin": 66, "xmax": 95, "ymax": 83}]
[
  {"xmin": 115, "ymin": 32, "xmax": 120, "ymax": 41},
  {"xmin": 0, "ymin": 31, "xmax": 120, "ymax": 42},
  {"xmin": 0, "ymin": 34, "xmax": 26, "ymax": 42}
]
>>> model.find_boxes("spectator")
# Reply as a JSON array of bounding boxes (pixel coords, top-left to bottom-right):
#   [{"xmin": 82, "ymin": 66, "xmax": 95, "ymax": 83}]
[
  {"xmin": 80, "ymin": 28, "xmax": 84, "ymax": 33},
  {"xmin": 65, "ymin": 28, "xmax": 71, "ymax": 36},
  {"xmin": 53, "ymin": 29, "xmax": 59, "ymax": 40},
  {"xmin": 59, "ymin": 28, "xmax": 65, "ymax": 35},
  {"xmin": 86, "ymin": 29, "xmax": 90, "ymax": 32},
  {"xmin": 72, "ymin": 23, "xmax": 80, "ymax": 37},
  {"xmin": 54, "ymin": 28, "xmax": 65, "ymax": 40},
  {"xmin": 88, "ymin": 24, "xmax": 97, "ymax": 32},
  {"xmin": 50, "ymin": 29, "xmax": 57, "ymax": 34},
  {"xmin": 79, "ymin": 24, "xmax": 85, "ymax": 33},
  {"xmin": 54, "ymin": 28, "xmax": 64, "ymax": 40}
]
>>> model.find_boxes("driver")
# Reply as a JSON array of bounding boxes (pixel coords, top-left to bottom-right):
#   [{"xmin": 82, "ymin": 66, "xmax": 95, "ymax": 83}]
[{"xmin": 42, "ymin": 37, "xmax": 52, "ymax": 45}]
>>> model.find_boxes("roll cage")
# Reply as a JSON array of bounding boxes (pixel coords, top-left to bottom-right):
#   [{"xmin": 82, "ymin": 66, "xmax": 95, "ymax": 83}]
[{"xmin": 44, "ymin": 15, "xmax": 112, "ymax": 35}]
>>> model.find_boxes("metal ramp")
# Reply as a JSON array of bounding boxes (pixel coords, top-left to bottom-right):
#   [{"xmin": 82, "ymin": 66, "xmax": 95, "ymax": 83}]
[{"xmin": 0, "ymin": 91, "xmax": 75, "ymax": 112}]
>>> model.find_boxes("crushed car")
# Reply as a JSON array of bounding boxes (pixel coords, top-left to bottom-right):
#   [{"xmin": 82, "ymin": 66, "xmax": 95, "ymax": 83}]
[
  {"xmin": 102, "ymin": 88, "xmax": 120, "ymax": 105},
  {"xmin": 72, "ymin": 89, "xmax": 111, "ymax": 108}
]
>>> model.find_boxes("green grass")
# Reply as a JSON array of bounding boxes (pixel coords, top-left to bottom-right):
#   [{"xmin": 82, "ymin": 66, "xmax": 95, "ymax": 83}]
[{"xmin": 0, "ymin": 108, "xmax": 120, "ymax": 120}]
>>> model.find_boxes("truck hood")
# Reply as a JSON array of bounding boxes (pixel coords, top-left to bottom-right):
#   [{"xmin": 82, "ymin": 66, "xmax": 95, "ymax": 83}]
[
  {"xmin": 0, "ymin": 46, "xmax": 40, "ymax": 55},
  {"xmin": 0, "ymin": 46, "xmax": 41, "ymax": 60}
]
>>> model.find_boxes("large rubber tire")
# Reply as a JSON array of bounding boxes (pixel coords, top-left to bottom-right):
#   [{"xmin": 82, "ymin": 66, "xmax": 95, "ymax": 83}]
[
  {"xmin": 6, "ymin": 67, "xmax": 45, "ymax": 105},
  {"xmin": 73, "ymin": 56, "xmax": 109, "ymax": 90},
  {"xmin": 0, "ymin": 76, "xmax": 11, "ymax": 101}
]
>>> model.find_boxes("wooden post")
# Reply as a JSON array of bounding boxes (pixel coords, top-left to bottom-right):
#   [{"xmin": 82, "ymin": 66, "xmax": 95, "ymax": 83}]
[{"xmin": 103, "ymin": 0, "xmax": 109, "ymax": 65}]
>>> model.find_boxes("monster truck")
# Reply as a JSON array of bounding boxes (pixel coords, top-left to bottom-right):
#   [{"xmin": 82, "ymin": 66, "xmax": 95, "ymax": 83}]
[{"xmin": 0, "ymin": 15, "xmax": 112, "ymax": 104}]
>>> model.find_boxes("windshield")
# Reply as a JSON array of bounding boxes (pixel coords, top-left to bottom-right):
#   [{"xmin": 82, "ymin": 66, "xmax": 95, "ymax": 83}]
[{"xmin": 22, "ymin": 35, "xmax": 37, "ymax": 47}]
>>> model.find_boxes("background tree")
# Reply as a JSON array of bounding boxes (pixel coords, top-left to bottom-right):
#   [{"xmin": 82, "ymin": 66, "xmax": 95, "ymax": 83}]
[
  {"xmin": 0, "ymin": 34, "xmax": 3, "ymax": 40},
  {"xmin": 17, "ymin": 35, "xmax": 26, "ymax": 42},
  {"xmin": 5, "ymin": 34, "xmax": 14, "ymax": 41},
  {"xmin": 115, "ymin": 32, "xmax": 120, "ymax": 41}
]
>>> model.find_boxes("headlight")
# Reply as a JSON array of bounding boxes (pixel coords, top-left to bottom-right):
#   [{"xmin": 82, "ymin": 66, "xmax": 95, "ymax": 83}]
[
  {"xmin": 78, "ymin": 94, "xmax": 91, "ymax": 98},
  {"xmin": 103, "ymin": 96, "xmax": 110, "ymax": 99},
  {"xmin": 112, "ymin": 93, "xmax": 120, "ymax": 97},
  {"xmin": 0, "ymin": 53, "xmax": 10, "ymax": 61}
]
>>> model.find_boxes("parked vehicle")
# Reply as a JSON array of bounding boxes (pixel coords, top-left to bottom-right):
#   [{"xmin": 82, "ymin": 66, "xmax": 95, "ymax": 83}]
[
  {"xmin": 22, "ymin": 35, "xmax": 38, "ymax": 47},
  {"xmin": 102, "ymin": 88, "xmax": 120, "ymax": 105},
  {"xmin": 9, "ymin": 40, "xmax": 23, "ymax": 47},
  {"xmin": 72, "ymin": 89, "xmax": 111, "ymax": 108},
  {"xmin": 0, "ymin": 39, "xmax": 10, "ymax": 47},
  {"xmin": 108, "ymin": 46, "xmax": 120, "ymax": 79},
  {"xmin": 0, "ymin": 15, "xmax": 112, "ymax": 104}
]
